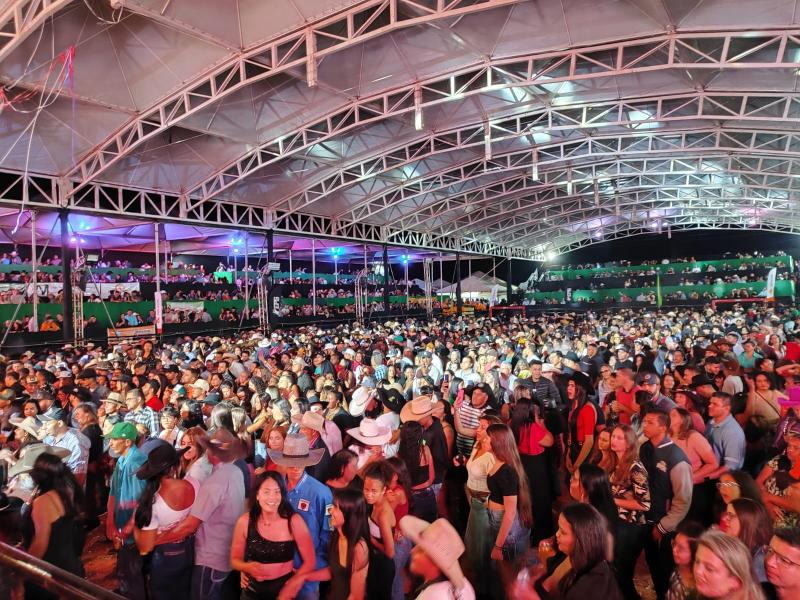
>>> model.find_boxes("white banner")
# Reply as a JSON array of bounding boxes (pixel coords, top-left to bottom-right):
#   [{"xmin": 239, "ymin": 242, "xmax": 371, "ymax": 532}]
[
  {"xmin": 765, "ymin": 267, "xmax": 777, "ymax": 301},
  {"xmin": 489, "ymin": 284, "xmax": 499, "ymax": 306},
  {"xmin": 154, "ymin": 292, "xmax": 163, "ymax": 333},
  {"xmin": 84, "ymin": 282, "xmax": 140, "ymax": 299}
]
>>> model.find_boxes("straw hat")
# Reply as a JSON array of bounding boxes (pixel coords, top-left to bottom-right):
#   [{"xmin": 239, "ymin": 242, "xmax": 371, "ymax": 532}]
[
  {"xmin": 347, "ymin": 419, "xmax": 391, "ymax": 446},
  {"xmin": 400, "ymin": 395, "xmax": 439, "ymax": 423},
  {"xmin": 400, "ymin": 516, "xmax": 467, "ymax": 589},
  {"xmin": 267, "ymin": 433, "xmax": 324, "ymax": 468},
  {"xmin": 8, "ymin": 444, "xmax": 71, "ymax": 479},
  {"xmin": 291, "ymin": 410, "xmax": 325, "ymax": 433},
  {"xmin": 10, "ymin": 416, "xmax": 43, "ymax": 440}
]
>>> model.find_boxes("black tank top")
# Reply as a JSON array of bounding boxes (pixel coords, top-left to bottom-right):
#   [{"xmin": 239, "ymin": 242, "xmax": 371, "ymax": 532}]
[{"xmin": 243, "ymin": 515, "xmax": 297, "ymax": 564}]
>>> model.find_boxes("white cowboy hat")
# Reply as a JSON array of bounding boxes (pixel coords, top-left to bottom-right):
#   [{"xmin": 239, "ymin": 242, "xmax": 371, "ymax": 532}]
[
  {"xmin": 8, "ymin": 443, "xmax": 71, "ymax": 479},
  {"xmin": 10, "ymin": 416, "xmax": 43, "ymax": 440},
  {"xmin": 400, "ymin": 516, "xmax": 467, "ymax": 589},
  {"xmin": 347, "ymin": 419, "xmax": 391, "ymax": 446},
  {"xmin": 349, "ymin": 386, "xmax": 376, "ymax": 417},
  {"xmin": 267, "ymin": 433, "xmax": 325, "ymax": 468},
  {"xmin": 291, "ymin": 410, "xmax": 325, "ymax": 433},
  {"xmin": 400, "ymin": 395, "xmax": 439, "ymax": 423}
]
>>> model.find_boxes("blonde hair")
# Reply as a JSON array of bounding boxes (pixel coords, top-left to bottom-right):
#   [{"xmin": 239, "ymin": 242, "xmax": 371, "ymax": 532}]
[
  {"xmin": 696, "ymin": 530, "xmax": 765, "ymax": 600},
  {"xmin": 487, "ymin": 424, "xmax": 533, "ymax": 528}
]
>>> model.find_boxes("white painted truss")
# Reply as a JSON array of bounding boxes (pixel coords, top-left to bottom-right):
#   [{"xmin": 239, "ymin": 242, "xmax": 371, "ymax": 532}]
[{"xmin": 3, "ymin": 0, "xmax": 800, "ymax": 258}]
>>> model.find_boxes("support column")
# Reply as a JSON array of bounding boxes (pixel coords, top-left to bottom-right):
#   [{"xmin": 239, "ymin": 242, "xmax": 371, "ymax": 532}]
[
  {"xmin": 506, "ymin": 258, "xmax": 513, "ymax": 305},
  {"xmin": 266, "ymin": 229, "xmax": 274, "ymax": 327},
  {"xmin": 30, "ymin": 211, "xmax": 38, "ymax": 332},
  {"xmin": 382, "ymin": 244, "xmax": 390, "ymax": 313},
  {"xmin": 455, "ymin": 252, "xmax": 463, "ymax": 315},
  {"xmin": 154, "ymin": 224, "xmax": 161, "ymax": 299},
  {"xmin": 244, "ymin": 234, "xmax": 249, "ymax": 317},
  {"xmin": 59, "ymin": 210, "xmax": 73, "ymax": 342},
  {"xmin": 312, "ymin": 240, "xmax": 317, "ymax": 316}
]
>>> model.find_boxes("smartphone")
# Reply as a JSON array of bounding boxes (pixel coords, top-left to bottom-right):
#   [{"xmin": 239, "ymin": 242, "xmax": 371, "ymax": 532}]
[{"xmin": 443, "ymin": 373, "xmax": 450, "ymax": 383}]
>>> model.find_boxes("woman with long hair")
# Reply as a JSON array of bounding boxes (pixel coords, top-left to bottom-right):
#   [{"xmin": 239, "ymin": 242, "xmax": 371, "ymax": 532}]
[
  {"xmin": 569, "ymin": 464, "xmax": 618, "ymax": 541},
  {"xmin": 385, "ymin": 456, "xmax": 413, "ymax": 600},
  {"xmin": 362, "ymin": 461, "xmax": 397, "ymax": 600},
  {"xmin": 670, "ymin": 407, "xmax": 719, "ymax": 525},
  {"xmin": 133, "ymin": 443, "xmax": 196, "ymax": 600},
  {"xmin": 566, "ymin": 377, "xmax": 597, "ymax": 475},
  {"xmin": 230, "ymin": 471, "xmax": 315, "ymax": 600},
  {"xmin": 589, "ymin": 426, "xmax": 614, "ymax": 473},
  {"xmin": 742, "ymin": 371, "xmax": 785, "ymax": 468},
  {"xmin": 673, "ymin": 388, "xmax": 706, "ymax": 434},
  {"xmin": 178, "ymin": 426, "xmax": 212, "ymax": 490},
  {"xmin": 609, "ymin": 424, "xmax": 651, "ymax": 600},
  {"xmin": 486, "ymin": 423, "xmax": 532, "ymax": 599},
  {"xmin": 757, "ymin": 426, "xmax": 800, "ymax": 528},
  {"xmin": 24, "ymin": 452, "xmax": 86, "ymax": 600},
  {"xmin": 722, "ymin": 498, "xmax": 772, "ymax": 583},
  {"xmin": 397, "ymin": 421, "xmax": 436, "ymax": 522},
  {"xmin": 256, "ymin": 423, "xmax": 287, "ymax": 474},
  {"xmin": 693, "ymin": 530, "xmax": 765, "ymax": 600},
  {"xmin": 667, "ymin": 520, "xmax": 705, "ymax": 600},
  {"xmin": 532, "ymin": 503, "xmax": 622, "ymax": 600},
  {"xmin": 511, "ymin": 398, "xmax": 555, "ymax": 542}
]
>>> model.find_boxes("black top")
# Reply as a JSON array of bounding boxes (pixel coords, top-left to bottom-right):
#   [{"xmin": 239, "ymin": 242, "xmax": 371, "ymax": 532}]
[
  {"xmin": 23, "ymin": 512, "xmax": 84, "ymax": 577},
  {"xmin": 244, "ymin": 516, "xmax": 297, "ymax": 564},
  {"xmin": 487, "ymin": 463, "xmax": 519, "ymax": 504},
  {"xmin": 422, "ymin": 418, "xmax": 449, "ymax": 484},
  {"xmin": 81, "ymin": 423, "xmax": 104, "ymax": 463}
]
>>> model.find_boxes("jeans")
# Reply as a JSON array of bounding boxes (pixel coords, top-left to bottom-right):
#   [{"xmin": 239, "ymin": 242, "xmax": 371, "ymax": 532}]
[
  {"xmin": 487, "ymin": 508, "xmax": 529, "ymax": 561},
  {"xmin": 150, "ymin": 537, "xmax": 195, "ymax": 600},
  {"xmin": 411, "ymin": 488, "xmax": 438, "ymax": 522},
  {"xmin": 392, "ymin": 535, "xmax": 413, "ymax": 600},
  {"xmin": 117, "ymin": 543, "xmax": 146, "ymax": 600},
  {"xmin": 614, "ymin": 520, "xmax": 647, "ymax": 600},
  {"xmin": 643, "ymin": 527, "xmax": 675, "ymax": 600},
  {"xmin": 191, "ymin": 565, "xmax": 230, "ymax": 600}
]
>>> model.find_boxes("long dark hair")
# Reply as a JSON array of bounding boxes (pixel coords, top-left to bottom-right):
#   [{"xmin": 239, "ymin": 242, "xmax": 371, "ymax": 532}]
[
  {"xmin": 250, "ymin": 471, "xmax": 295, "ymax": 523},
  {"xmin": 559, "ymin": 503, "xmax": 610, "ymax": 594},
  {"xmin": 332, "ymin": 487, "xmax": 371, "ymax": 567},
  {"xmin": 134, "ymin": 460, "xmax": 178, "ymax": 530},
  {"xmin": 578, "ymin": 464, "xmax": 618, "ymax": 535},
  {"xmin": 325, "ymin": 449, "xmax": 357, "ymax": 482},
  {"xmin": 730, "ymin": 498, "xmax": 773, "ymax": 553},
  {"xmin": 398, "ymin": 421, "xmax": 426, "ymax": 470},
  {"xmin": 386, "ymin": 456, "xmax": 414, "ymax": 513},
  {"xmin": 30, "ymin": 453, "xmax": 83, "ymax": 518}
]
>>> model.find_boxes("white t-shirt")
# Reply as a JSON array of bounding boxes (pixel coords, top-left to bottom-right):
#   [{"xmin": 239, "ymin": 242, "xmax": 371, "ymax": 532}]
[
  {"xmin": 416, "ymin": 580, "xmax": 475, "ymax": 600},
  {"xmin": 142, "ymin": 491, "xmax": 194, "ymax": 533},
  {"xmin": 185, "ymin": 455, "xmax": 212, "ymax": 493}
]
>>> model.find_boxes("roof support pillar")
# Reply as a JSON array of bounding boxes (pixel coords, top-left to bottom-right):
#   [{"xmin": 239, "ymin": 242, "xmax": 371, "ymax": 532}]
[{"xmin": 59, "ymin": 209, "xmax": 73, "ymax": 343}]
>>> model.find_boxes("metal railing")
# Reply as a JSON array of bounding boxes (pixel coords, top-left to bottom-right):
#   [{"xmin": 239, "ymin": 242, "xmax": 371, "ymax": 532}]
[{"xmin": 0, "ymin": 541, "xmax": 124, "ymax": 600}]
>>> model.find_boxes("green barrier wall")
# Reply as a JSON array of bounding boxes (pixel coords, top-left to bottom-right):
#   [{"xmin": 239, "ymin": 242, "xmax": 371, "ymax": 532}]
[
  {"xmin": 547, "ymin": 255, "xmax": 792, "ymax": 278},
  {"xmin": 526, "ymin": 280, "xmax": 795, "ymax": 302}
]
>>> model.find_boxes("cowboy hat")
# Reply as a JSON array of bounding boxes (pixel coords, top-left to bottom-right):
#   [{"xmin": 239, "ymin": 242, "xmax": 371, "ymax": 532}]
[
  {"xmin": 347, "ymin": 419, "xmax": 392, "ymax": 446},
  {"xmin": 197, "ymin": 428, "xmax": 246, "ymax": 462},
  {"xmin": 136, "ymin": 441, "xmax": 188, "ymax": 480},
  {"xmin": 376, "ymin": 386, "xmax": 405, "ymax": 415},
  {"xmin": 400, "ymin": 516, "xmax": 467, "ymax": 589},
  {"xmin": 349, "ymin": 386, "xmax": 376, "ymax": 417},
  {"xmin": 103, "ymin": 391, "xmax": 125, "ymax": 406},
  {"xmin": 10, "ymin": 416, "xmax": 43, "ymax": 440},
  {"xmin": 400, "ymin": 395, "xmax": 439, "ymax": 423},
  {"xmin": 291, "ymin": 410, "xmax": 325, "ymax": 433},
  {"xmin": 267, "ymin": 433, "xmax": 324, "ymax": 468},
  {"xmin": 8, "ymin": 443, "xmax": 71, "ymax": 479}
]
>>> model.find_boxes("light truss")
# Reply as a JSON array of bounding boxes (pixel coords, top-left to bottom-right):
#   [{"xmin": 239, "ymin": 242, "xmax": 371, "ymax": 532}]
[
  {"xmin": 203, "ymin": 88, "xmax": 800, "ymax": 220},
  {"xmin": 61, "ymin": 0, "xmax": 525, "ymax": 194},
  {"xmin": 0, "ymin": 171, "xmax": 532, "ymax": 258},
  {"xmin": 175, "ymin": 29, "xmax": 800, "ymax": 205},
  {"xmin": 331, "ymin": 129, "xmax": 800, "ymax": 225},
  {"xmin": 0, "ymin": 0, "xmax": 72, "ymax": 63}
]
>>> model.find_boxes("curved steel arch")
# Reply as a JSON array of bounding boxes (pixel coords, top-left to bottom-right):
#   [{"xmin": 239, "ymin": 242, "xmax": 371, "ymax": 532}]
[
  {"xmin": 166, "ymin": 29, "xmax": 800, "ymax": 203},
  {"xmin": 183, "ymin": 87, "xmax": 800, "ymax": 218},
  {"xmin": 62, "ymin": 0, "xmax": 526, "ymax": 191}
]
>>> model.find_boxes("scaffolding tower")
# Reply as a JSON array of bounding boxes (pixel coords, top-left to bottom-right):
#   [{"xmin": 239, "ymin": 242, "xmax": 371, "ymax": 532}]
[
  {"xmin": 354, "ymin": 268, "xmax": 369, "ymax": 324},
  {"xmin": 72, "ymin": 256, "xmax": 85, "ymax": 346},
  {"xmin": 423, "ymin": 258, "xmax": 434, "ymax": 320},
  {"xmin": 256, "ymin": 268, "xmax": 270, "ymax": 332}
]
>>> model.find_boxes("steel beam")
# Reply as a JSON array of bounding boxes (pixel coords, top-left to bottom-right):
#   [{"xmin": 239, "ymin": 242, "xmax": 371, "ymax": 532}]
[{"xmin": 0, "ymin": 0, "xmax": 73, "ymax": 64}]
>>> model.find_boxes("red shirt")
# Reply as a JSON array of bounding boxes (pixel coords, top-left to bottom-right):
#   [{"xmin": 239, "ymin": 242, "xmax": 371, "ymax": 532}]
[
  {"xmin": 615, "ymin": 385, "xmax": 639, "ymax": 425},
  {"xmin": 146, "ymin": 396, "xmax": 163, "ymax": 412},
  {"xmin": 570, "ymin": 403, "xmax": 597, "ymax": 444},
  {"xmin": 518, "ymin": 422, "xmax": 548, "ymax": 456}
]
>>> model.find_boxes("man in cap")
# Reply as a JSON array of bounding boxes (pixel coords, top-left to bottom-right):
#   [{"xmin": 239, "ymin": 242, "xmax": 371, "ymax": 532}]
[
  {"xmin": 123, "ymin": 389, "xmax": 160, "ymax": 437},
  {"xmin": 40, "ymin": 405, "xmax": 90, "ymax": 486},
  {"xmin": 76, "ymin": 368, "xmax": 106, "ymax": 405},
  {"xmin": 637, "ymin": 373, "xmax": 677, "ymax": 414},
  {"xmin": 269, "ymin": 433, "xmax": 332, "ymax": 600},
  {"xmin": 155, "ymin": 429, "xmax": 247, "ymax": 600},
  {"xmin": 106, "ymin": 421, "xmax": 148, "ymax": 600}
]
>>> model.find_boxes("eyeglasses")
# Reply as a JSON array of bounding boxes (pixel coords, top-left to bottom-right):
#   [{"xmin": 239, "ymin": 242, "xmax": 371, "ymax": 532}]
[
  {"xmin": 766, "ymin": 546, "xmax": 800, "ymax": 568},
  {"xmin": 716, "ymin": 481, "xmax": 740, "ymax": 489}
]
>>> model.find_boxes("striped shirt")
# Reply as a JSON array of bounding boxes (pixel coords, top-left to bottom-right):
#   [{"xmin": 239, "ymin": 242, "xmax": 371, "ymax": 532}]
[
  {"xmin": 456, "ymin": 401, "xmax": 486, "ymax": 456},
  {"xmin": 123, "ymin": 406, "xmax": 161, "ymax": 436}
]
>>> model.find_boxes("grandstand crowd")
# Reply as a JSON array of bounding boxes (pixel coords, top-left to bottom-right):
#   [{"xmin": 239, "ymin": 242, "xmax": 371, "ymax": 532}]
[{"xmin": 0, "ymin": 302, "xmax": 800, "ymax": 600}]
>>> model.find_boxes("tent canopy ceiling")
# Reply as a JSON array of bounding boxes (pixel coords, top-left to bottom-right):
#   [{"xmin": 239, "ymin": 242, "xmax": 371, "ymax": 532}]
[{"xmin": 2, "ymin": 0, "xmax": 800, "ymax": 258}]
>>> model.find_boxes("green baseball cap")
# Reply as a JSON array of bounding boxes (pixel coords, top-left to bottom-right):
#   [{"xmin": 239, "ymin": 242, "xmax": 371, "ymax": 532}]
[{"xmin": 105, "ymin": 421, "xmax": 138, "ymax": 441}]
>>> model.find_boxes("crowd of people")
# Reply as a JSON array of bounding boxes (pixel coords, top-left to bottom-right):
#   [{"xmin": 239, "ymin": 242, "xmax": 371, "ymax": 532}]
[{"xmin": 3, "ymin": 304, "xmax": 800, "ymax": 600}]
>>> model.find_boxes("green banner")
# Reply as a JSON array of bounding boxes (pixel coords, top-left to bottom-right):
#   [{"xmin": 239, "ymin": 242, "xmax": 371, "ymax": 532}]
[{"xmin": 547, "ymin": 255, "xmax": 790, "ymax": 278}]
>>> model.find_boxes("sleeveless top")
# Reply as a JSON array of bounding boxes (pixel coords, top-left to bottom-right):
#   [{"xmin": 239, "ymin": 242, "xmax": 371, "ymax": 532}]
[
  {"xmin": 243, "ymin": 515, "xmax": 297, "ymax": 564},
  {"xmin": 328, "ymin": 533, "xmax": 356, "ymax": 600},
  {"xmin": 23, "ymin": 510, "xmax": 84, "ymax": 577},
  {"xmin": 368, "ymin": 517, "xmax": 382, "ymax": 540}
]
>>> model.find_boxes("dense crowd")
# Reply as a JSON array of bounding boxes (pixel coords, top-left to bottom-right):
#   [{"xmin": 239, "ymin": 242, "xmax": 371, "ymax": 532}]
[{"xmin": 3, "ymin": 305, "xmax": 800, "ymax": 600}]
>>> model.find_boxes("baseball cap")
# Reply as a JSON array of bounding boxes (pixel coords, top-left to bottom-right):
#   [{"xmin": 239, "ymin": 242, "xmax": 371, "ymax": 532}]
[
  {"xmin": 639, "ymin": 373, "xmax": 659, "ymax": 385},
  {"xmin": 105, "ymin": 421, "xmax": 138, "ymax": 441},
  {"xmin": 39, "ymin": 406, "xmax": 67, "ymax": 422}
]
